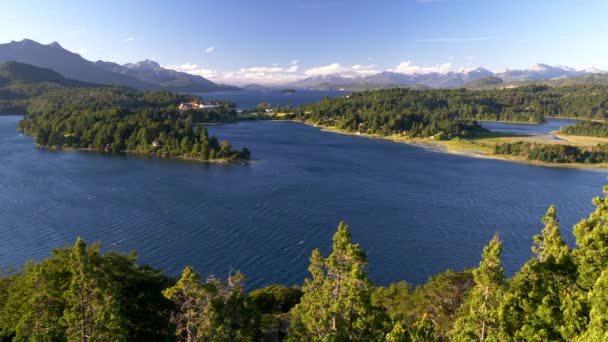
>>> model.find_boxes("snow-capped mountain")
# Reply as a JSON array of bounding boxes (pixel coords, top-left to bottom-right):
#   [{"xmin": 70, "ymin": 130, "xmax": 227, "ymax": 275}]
[{"xmin": 287, "ymin": 64, "xmax": 603, "ymax": 90}]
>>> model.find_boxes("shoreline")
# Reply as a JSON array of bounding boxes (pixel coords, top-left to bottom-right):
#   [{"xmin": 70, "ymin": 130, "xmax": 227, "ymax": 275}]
[
  {"xmin": 291, "ymin": 120, "xmax": 608, "ymax": 171},
  {"xmin": 37, "ymin": 145, "xmax": 251, "ymax": 165}
]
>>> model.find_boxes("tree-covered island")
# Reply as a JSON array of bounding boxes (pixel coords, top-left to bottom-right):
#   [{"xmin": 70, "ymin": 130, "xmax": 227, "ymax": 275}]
[
  {"xmin": 3, "ymin": 186, "xmax": 608, "ymax": 340},
  {"xmin": 0, "ymin": 61, "xmax": 250, "ymax": 162}
]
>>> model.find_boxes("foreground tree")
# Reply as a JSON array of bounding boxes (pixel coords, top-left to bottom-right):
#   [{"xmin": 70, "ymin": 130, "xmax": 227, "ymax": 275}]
[
  {"xmin": 574, "ymin": 186, "xmax": 608, "ymax": 290},
  {"xmin": 163, "ymin": 266, "xmax": 216, "ymax": 341},
  {"xmin": 163, "ymin": 267, "xmax": 260, "ymax": 341},
  {"xmin": 580, "ymin": 268, "xmax": 608, "ymax": 341},
  {"xmin": 499, "ymin": 206, "xmax": 582, "ymax": 341},
  {"xmin": 63, "ymin": 238, "xmax": 126, "ymax": 341},
  {"xmin": 288, "ymin": 222, "xmax": 385, "ymax": 340},
  {"xmin": 451, "ymin": 234, "xmax": 504, "ymax": 341}
]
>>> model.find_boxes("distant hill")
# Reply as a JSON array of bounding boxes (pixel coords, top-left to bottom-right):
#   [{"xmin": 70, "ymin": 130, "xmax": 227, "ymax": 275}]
[
  {"xmin": 95, "ymin": 59, "xmax": 239, "ymax": 93},
  {"xmin": 0, "ymin": 61, "xmax": 99, "ymax": 113},
  {"xmin": 0, "ymin": 61, "xmax": 95, "ymax": 87},
  {"xmin": 495, "ymin": 63, "xmax": 593, "ymax": 83},
  {"xmin": 0, "ymin": 39, "xmax": 237, "ymax": 93},
  {"xmin": 284, "ymin": 64, "xmax": 604, "ymax": 91},
  {"xmin": 287, "ymin": 68, "xmax": 495, "ymax": 90},
  {"xmin": 462, "ymin": 76, "xmax": 504, "ymax": 89}
]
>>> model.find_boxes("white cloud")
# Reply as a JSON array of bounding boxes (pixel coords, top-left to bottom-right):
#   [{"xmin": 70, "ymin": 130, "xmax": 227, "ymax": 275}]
[
  {"xmin": 391, "ymin": 61, "xmax": 453, "ymax": 74},
  {"xmin": 241, "ymin": 66, "xmax": 284, "ymax": 73},
  {"xmin": 304, "ymin": 63, "xmax": 380, "ymax": 77},
  {"xmin": 165, "ymin": 63, "xmax": 220, "ymax": 79},
  {"xmin": 304, "ymin": 63, "xmax": 346, "ymax": 76},
  {"xmin": 72, "ymin": 27, "xmax": 86, "ymax": 34},
  {"xmin": 165, "ymin": 63, "xmax": 303, "ymax": 85},
  {"xmin": 205, "ymin": 46, "xmax": 215, "ymax": 53},
  {"xmin": 290, "ymin": 59, "xmax": 299, "ymax": 66},
  {"xmin": 464, "ymin": 56, "xmax": 474, "ymax": 60},
  {"xmin": 124, "ymin": 37, "xmax": 135, "ymax": 42}
]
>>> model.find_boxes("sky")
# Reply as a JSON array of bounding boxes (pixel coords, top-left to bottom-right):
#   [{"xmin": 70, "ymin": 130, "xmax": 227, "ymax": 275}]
[{"xmin": 2, "ymin": 0, "xmax": 608, "ymax": 85}]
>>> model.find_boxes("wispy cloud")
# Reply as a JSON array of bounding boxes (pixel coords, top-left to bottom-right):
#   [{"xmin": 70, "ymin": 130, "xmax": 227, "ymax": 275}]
[
  {"xmin": 72, "ymin": 27, "xmax": 86, "ymax": 34},
  {"xmin": 304, "ymin": 63, "xmax": 345, "ymax": 76},
  {"xmin": 390, "ymin": 61, "xmax": 453, "ymax": 74},
  {"xmin": 124, "ymin": 37, "xmax": 135, "ymax": 43},
  {"xmin": 205, "ymin": 46, "xmax": 215, "ymax": 53},
  {"xmin": 290, "ymin": 59, "xmax": 299, "ymax": 66},
  {"xmin": 416, "ymin": 36, "xmax": 496, "ymax": 43},
  {"xmin": 165, "ymin": 62, "xmax": 302, "ymax": 85},
  {"xmin": 240, "ymin": 66, "xmax": 298, "ymax": 73},
  {"xmin": 304, "ymin": 63, "xmax": 379, "ymax": 76}
]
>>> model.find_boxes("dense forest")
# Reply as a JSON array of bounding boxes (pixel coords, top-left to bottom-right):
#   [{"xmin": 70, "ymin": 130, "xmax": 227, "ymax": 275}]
[
  {"xmin": 279, "ymin": 85, "xmax": 608, "ymax": 139},
  {"xmin": 493, "ymin": 141, "xmax": 608, "ymax": 164},
  {"xmin": 0, "ymin": 62, "xmax": 250, "ymax": 162},
  {"xmin": 16, "ymin": 88, "xmax": 249, "ymax": 161},
  {"xmin": 3, "ymin": 187, "xmax": 608, "ymax": 341},
  {"xmin": 560, "ymin": 121, "xmax": 608, "ymax": 138}
]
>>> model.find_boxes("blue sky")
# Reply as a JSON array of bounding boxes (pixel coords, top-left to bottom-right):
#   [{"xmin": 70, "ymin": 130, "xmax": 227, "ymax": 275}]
[{"xmin": 2, "ymin": 0, "xmax": 608, "ymax": 84}]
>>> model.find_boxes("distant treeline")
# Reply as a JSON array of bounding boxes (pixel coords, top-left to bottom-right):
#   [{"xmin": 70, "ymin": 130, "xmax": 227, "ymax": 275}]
[
  {"xmin": 4, "ymin": 187, "xmax": 608, "ymax": 340},
  {"xmin": 560, "ymin": 121, "xmax": 608, "ymax": 138},
  {"xmin": 274, "ymin": 85, "xmax": 608, "ymax": 138},
  {"xmin": 493, "ymin": 141, "xmax": 608, "ymax": 163}
]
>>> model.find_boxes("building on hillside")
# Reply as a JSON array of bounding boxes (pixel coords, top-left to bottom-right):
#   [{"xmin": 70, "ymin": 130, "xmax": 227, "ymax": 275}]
[{"xmin": 178, "ymin": 100, "xmax": 220, "ymax": 110}]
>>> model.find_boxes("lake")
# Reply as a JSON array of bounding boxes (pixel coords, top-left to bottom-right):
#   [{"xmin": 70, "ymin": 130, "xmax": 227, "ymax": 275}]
[
  {"xmin": 480, "ymin": 118, "xmax": 579, "ymax": 135},
  {"xmin": 197, "ymin": 89, "xmax": 348, "ymax": 109},
  {"xmin": 1, "ymin": 116, "xmax": 606, "ymax": 288}
]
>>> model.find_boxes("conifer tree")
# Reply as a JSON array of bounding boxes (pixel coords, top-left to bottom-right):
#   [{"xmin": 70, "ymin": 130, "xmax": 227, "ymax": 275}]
[
  {"xmin": 385, "ymin": 321, "xmax": 410, "ymax": 342},
  {"xmin": 573, "ymin": 186, "xmax": 608, "ymax": 290},
  {"xmin": 410, "ymin": 313, "xmax": 435, "ymax": 342},
  {"xmin": 288, "ymin": 222, "xmax": 384, "ymax": 341},
  {"xmin": 580, "ymin": 268, "xmax": 608, "ymax": 341},
  {"xmin": 499, "ymin": 206, "xmax": 582, "ymax": 341},
  {"xmin": 451, "ymin": 234, "xmax": 504, "ymax": 341},
  {"xmin": 63, "ymin": 238, "xmax": 126, "ymax": 341},
  {"xmin": 162, "ymin": 266, "xmax": 211, "ymax": 342}
]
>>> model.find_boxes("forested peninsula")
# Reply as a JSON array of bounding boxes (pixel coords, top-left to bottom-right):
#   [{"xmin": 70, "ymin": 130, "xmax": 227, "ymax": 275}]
[
  {"xmin": 263, "ymin": 86, "xmax": 608, "ymax": 167},
  {"xmin": 3, "ymin": 187, "xmax": 608, "ymax": 340},
  {"xmin": 0, "ymin": 61, "xmax": 250, "ymax": 162}
]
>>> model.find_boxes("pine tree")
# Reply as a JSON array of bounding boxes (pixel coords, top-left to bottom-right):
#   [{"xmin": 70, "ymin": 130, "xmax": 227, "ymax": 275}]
[
  {"xmin": 499, "ymin": 206, "xmax": 581, "ymax": 341},
  {"xmin": 288, "ymin": 222, "xmax": 385, "ymax": 341},
  {"xmin": 162, "ymin": 266, "xmax": 211, "ymax": 342},
  {"xmin": 63, "ymin": 238, "xmax": 126, "ymax": 341},
  {"xmin": 573, "ymin": 186, "xmax": 608, "ymax": 290},
  {"xmin": 580, "ymin": 268, "xmax": 608, "ymax": 341},
  {"xmin": 410, "ymin": 313, "xmax": 435, "ymax": 342},
  {"xmin": 385, "ymin": 322, "xmax": 410, "ymax": 342},
  {"xmin": 451, "ymin": 234, "xmax": 504, "ymax": 341}
]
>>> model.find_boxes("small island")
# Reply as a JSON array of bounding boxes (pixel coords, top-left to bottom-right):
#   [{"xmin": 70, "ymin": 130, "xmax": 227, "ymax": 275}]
[
  {"xmin": 280, "ymin": 88, "xmax": 297, "ymax": 95},
  {"xmin": 0, "ymin": 61, "xmax": 251, "ymax": 163}
]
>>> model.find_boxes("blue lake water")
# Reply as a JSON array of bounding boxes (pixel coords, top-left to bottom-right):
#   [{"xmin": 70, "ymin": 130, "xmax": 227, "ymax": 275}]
[
  {"xmin": 197, "ymin": 89, "xmax": 348, "ymax": 109},
  {"xmin": 480, "ymin": 118, "xmax": 579, "ymax": 135},
  {"xmin": 1, "ymin": 115, "xmax": 606, "ymax": 288}
]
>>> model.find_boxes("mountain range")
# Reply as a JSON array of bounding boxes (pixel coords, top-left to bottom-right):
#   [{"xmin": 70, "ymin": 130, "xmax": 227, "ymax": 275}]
[
  {"xmin": 0, "ymin": 39, "xmax": 237, "ymax": 92},
  {"xmin": 287, "ymin": 64, "xmax": 604, "ymax": 90},
  {"xmin": 1, "ymin": 39, "xmax": 606, "ymax": 92}
]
